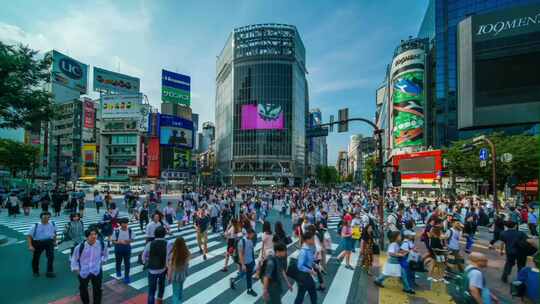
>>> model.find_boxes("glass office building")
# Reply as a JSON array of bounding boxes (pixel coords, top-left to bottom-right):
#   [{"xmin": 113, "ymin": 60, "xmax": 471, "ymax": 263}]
[
  {"xmin": 215, "ymin": 24, "xmax": 308, "ymax": 185},
  {"xmin": 418, "ymin": 0, "xmax": 540, "ymax": 147}
]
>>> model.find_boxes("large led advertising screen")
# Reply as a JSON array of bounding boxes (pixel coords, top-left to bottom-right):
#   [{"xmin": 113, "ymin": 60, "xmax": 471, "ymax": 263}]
[
  {"xmin": 390, "ymin": 48, "xmax": 426, "ymax": 149},
  {"xmin": 158, "ymin": 114, "xmax": 194, "ymax": 149},
  {"xmin": 241, "ymin": 104, "xmax": 284, "ymax": 130}
]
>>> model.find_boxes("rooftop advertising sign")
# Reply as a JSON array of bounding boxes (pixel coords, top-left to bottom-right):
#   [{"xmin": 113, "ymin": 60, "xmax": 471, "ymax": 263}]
[
  {"xmin": 158, "ymin": 114, "xmax": 194, "ymax": 149},
  {"xmin": 162, "ymin": 69, "xmax": 191, "ymax": 106},
  {"xmin": 472, "ymin": 4, "xmax": 540, "ymax": 41},
  {"xmin": 100, "ymin": 94, "xmax": 143, "ymax": 119},
  {"xmin": 93, "ymin": 67, "xmax": 140, "ymax": 94},
  {"xmin": 51, "ymin": 50, "xmax": 88, "ymax": 94}
]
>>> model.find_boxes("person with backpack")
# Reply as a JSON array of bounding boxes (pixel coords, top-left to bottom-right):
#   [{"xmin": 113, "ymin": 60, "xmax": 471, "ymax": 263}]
[
  {"xmin": 466, "ymin": 252, "xmax": 499, "ymax": 304},
  {"xmin": 142, "ymin": 226, "xmax": 170, "ymax": 304},
  {"xmin": 27, "ymin": 211, "xmax": 57, "ymax": 278},
  {"xmin": 63, "ymin": 212, "xmax": 85, "ymax": 255},
  {"xmin": 230, "ymin": 228, "xmax": 258, "ymax": 297},
  {"xmin": 113, "ymin": 218, "xmax": 134, "ymax": 283},
  {"xmin": 500, "ymin": 220, "xmax": 529, "ymax": 283},
  {"xmin": 373, "ymin": 231, "xmax": 415, "ymax": 294},
  {"xmin": 528, "ymin": 207, "xmax": 538, "ymax": 237},
  {"xmin": 167, "ymin": 236, "xmax": 191, "ymax": 304},
  {"xmin": 139, "ymin": 201, "xmax": 150, "ymax": 231},
  {"xmin": 489, "ymin": 213, "xmax": 506, "ymax": 250},
  {"xmin": 463, "ymin": 214, "xmax": 476, "ymax": 254},
  {"xmin": 262, "ymin": 242, "xmax": 289, "ymax": 304},
  {"xmin": 71, "ymin": 227, "xmax": 108, "ymax": 304}
]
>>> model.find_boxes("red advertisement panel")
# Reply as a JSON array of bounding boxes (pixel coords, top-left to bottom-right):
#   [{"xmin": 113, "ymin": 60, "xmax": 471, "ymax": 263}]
[
  {"xmin": 147, "ymin": 137, "xmax": 160, "ymax": 178},
  {"xmin": 392, "ymin": 150, "xmax": 443, "ymax": 182},
  {"xmin": 83, "ymin": 101, "xmax": 95, "ymax": 129}
]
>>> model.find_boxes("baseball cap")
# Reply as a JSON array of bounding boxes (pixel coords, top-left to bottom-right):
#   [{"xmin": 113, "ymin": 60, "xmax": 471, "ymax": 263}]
[{"xmin": 344, "ymin": 214, "xmax": 353, "ymax": 222}]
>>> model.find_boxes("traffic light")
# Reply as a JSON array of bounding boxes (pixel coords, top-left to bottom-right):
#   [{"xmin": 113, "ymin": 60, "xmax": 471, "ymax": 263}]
[
  {"xmin": 392, "ymin": 171, "xmax": 401, "ymax": 187},
  {"xmin": 338, "ymin": 108, "xmax": 348, "ymax": 133}
]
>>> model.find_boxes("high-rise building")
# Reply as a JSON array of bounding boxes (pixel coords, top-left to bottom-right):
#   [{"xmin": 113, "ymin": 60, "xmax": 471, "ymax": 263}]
[
  {"xmin": 307, "ymin": 108, "xmax": 327, "ymax": 176},
  {"xmin": 336, "ymin": 150, "xmax": 348, "ymax": 179},
  {"xmin": 348, "ymin": 135, "xmax": 376, "ymax": 184},
  {"xmin": 215, "ymin": 24, "xmax": 308, "ymax": 186},
  {"xmin": 417, "ymin": 0, "xmax": 540, "ymax": 146}
]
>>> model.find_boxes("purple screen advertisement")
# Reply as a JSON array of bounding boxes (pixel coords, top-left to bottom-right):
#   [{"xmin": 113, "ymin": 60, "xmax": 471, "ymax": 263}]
[{"xmin": 241, "ymin": 104, "xmax": 284, "ymax": 130}]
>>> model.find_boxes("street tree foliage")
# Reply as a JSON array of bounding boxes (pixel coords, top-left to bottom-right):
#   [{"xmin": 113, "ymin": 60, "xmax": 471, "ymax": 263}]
[
  {"xmin": 445, "ymin": 133, "xmax": 539, "ymax": 189},
  {"xmin": 0, "ymin": 139, "xmax": 39, "ymax": 177},
  {"xmin": 0, "ymin": 42, "xmax": 55, "ymax": 129},
  {"xmin": 315, "ymin": 165, "xmax": 339, "ymax": 185},
  {"xmin": 363, "ymin": 155, "xmax": 376, "ymax": 188}
]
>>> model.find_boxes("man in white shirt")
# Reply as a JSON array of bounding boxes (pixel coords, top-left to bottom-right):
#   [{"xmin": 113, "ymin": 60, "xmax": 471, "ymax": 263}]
[
  {"xmin": 466, "ymin": 252, "xmax": 499, "ymax": 304},
  {"xmin": 71, "ymin": 228, "xmax": 108, "ymax": 304}
]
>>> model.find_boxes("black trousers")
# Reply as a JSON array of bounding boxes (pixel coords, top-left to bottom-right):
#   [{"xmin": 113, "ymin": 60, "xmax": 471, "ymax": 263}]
[
  {"xmin": 114, "ymin": 245, "xmax": 131, "ymax": 277},
  {"xmin": 502, "ymin": 254, "xmax": 527, "ymax": 280},
  {"xmin": 78, "ymin": 271, "xmax": 102, "ymax": 304},
  {"xmin": 32, "ymin": 239, "xmax": 54, "ymax": 274},
  {"xmin": 529, "ymin": 224, "xmax": 538, "ymax": 236},
  {"xmin": 294, "ymin": 272, "xmax": 317, "ymax": 304}
]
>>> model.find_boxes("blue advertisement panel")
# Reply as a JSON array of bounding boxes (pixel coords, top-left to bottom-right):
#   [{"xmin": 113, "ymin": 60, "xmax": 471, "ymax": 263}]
[
  {"xmin": 161, "ymin": 69, "xmax": 191, "ymax": 105},
  {"xmin": 51, "ymin": 50, "xmax": 88, "ymax": 94},
  {"xmin": 158, "ymin": 114, "xmax": 194, "ymax": 149}
]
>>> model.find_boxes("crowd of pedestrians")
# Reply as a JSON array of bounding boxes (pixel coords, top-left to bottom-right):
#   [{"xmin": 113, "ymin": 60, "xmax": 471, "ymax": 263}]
[{"xmin": 2, "ymin": 184, "xmax": 538, "ymax": 304}]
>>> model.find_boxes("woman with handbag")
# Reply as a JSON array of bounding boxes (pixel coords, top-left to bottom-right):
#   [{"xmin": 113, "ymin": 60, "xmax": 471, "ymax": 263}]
[
  {"xmin": 360, "ymin": 223, "xmax": 375, "ymax": 275},
  {"xmin": 337, "ymin": 213, "xmax": 354, "ymax": 269},
  {"xmin": 374, "ymin": 231, "xmax": 415, "ymax": 294},
  {"xmin": 222, "ymin": 219, "xmax": 242, "ymax": 272}
]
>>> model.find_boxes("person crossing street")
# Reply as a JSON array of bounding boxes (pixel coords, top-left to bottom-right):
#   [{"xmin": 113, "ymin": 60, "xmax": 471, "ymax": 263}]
[{"xmin": 27, "ymin": 211, "xmax": 57, "ymax": 278}]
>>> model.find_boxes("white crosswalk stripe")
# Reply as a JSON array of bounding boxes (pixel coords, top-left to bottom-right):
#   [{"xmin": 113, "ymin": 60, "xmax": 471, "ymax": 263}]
[{"xmin": 0, "ymin": 210, "xmax": 363, "ymax": 303}]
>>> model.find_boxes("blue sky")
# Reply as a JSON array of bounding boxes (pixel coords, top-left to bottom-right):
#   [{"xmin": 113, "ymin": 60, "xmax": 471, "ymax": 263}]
[{"xmin": 0, "ymin": 0, "xmax": 428, "ymax": 165}]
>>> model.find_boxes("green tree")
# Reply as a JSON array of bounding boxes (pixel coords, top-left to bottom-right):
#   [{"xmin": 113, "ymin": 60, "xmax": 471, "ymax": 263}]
[
  {"xmin": 445, "ymin": 134, "xmax": 539, "ymax": 189},
  {"xmin": 363, "ymin": 155, "xmax": 376, "ymax": 189},
  {"xmin": 315, "ymin": 165, "xmax": 339, "ymax": 185},
  {"xmin": 0, "ymin": 139, "xmax": 39, "ymax": 177},
  {"xmin": 0, "ymin": 42, "xmax": 55, "ymax": 129}
]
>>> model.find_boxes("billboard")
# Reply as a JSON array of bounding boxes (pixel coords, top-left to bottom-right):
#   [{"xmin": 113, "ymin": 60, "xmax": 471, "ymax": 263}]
[
  {"xmin": 93, "ymin": 67, "xmax": 140, "ymax": 94},
  {"xmin": 83, "ymin": 100, "xmax": 95, "ymax": 129},
  {"xmin": 158, "ymin": 114, "xmax": 194, "ymax": 149},
  {"xmin": 81, "ymin": 144, "xmax": 97, "ymax": 177},
  {"xmin": 392, "ymin": 150, "xmax": 443, "ymax": 185},
  {"xmin": 101, "ymin": 94, "xmax": 143, "ymax": 119},
  {"xmin": 390, "ymin": 48, "xmax": 426, "ymax": 149},
  {"xmin": 147, "ymin": 137, "xmax": 160, "ymax": 178},
  {"xmin": 162, "ymin": 69, "xmax": 191, "ymax": 106},
  {"xmin": 457, "ymin": 6, "xmax": 540, "ymax": 129},
  {"xmin": 241, "ymin": 104, "xmax": 284, "ymax": 130},
  {"xmin": 51, "ymin": 50, "xmax": 88, "ymax": 94}
]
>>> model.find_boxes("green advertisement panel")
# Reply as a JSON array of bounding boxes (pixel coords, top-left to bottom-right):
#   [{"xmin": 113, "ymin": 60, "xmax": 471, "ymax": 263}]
[
  {"xmin": 392, "ymin": 71, "xmax": 425, "ymax": 148},
  {"xmin": 162, "ymin": 86, "xmax": 190, "ymax": 105}
]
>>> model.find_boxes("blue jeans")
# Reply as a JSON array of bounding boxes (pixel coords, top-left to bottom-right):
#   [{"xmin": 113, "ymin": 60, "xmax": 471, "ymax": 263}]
[
  {"xmin": 375, "ymin": 267, "xmax": 412, "ymax": 291},
  {"xmin": 465, "ymin": 235, "xmax": 474, "ymax": 252},
  {"xmin": 172, "ymin": 280, "xmax": 185, "ymax": 304},
  {"xmin": 147, "ymin": 271, "xmax": 166, "ymax": 304},
  {"xmin": 232, "ymin": 261, "xmax": 255, "ymax": 289}
]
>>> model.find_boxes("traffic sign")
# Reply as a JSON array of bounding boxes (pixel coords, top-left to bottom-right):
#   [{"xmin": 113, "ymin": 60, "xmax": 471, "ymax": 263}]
[
  {"xmin": 479, "ymin": 148, "xmax": 489, "ymax": 161},
  {"xmin": 501, "ymin": 153, "xmax": 513, "ymax": 163},
  {"xmin": 480, "ymin": 160, "xmax": 487, "ymax": 167},
  {"xmin": 306, "ymin": 127, "xmax": 328, "ymax": 138}
]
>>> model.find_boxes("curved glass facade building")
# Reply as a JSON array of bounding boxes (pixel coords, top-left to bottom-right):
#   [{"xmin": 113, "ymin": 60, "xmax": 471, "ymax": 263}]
[{"xmin": 215, "ymin": 24, "xmax": 308, "ymax": 185}]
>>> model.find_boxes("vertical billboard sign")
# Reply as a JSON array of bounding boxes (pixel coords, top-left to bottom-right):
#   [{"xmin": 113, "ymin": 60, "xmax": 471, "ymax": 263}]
[
  {"xmin": 51, "ymin": 50, "xmax": 88, "ymax": 94},
  {"xmin": 161, "ymin": 70, "xmax": 191, "ymax": 106},
  {"xmin": 158, "ymin": 114, "xmax": 194, "ymax": 149},
  {"xmin": 147, "ymin": 137, "xmax": 160, "ymax": 177},
  {"xmin": 390, "ymin": 48, "xmax": 426, "ymax": 149},
  {"xmin": 83, "ymin": 100, "xmax": 95, "ymax": 129},
  {"xmin": 93, "ymin": 67, "xmax": 140, "ymax": 94}
]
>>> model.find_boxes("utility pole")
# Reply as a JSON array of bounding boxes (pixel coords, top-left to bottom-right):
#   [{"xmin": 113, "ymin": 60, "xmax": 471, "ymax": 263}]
[
  {"xmin": 55, "ymin": 135, "xmax": 60, "ymax": 190},
  {"xmin": 473, "ymin": 135, "xmax": 498, "ymax": 212}
]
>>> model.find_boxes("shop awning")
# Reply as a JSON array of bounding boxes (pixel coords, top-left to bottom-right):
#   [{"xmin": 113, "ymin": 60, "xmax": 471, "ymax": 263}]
[{"xmin": 516, "ymin": 180, "xmax": 538, "ymax": 192}]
